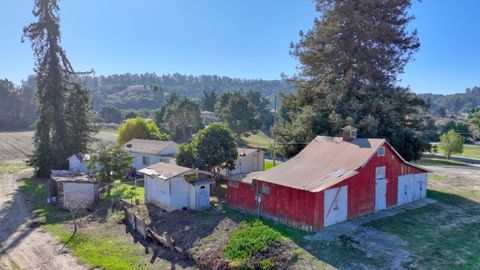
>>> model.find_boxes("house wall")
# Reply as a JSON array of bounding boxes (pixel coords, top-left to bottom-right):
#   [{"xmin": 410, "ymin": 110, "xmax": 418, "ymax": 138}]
[
  {"xmin": 132, "ymin": 153, "xmax": 176, "ymax": 170},
  {"xmin": 168, "ymin": 176, "xmax": 189, "ymax": 210}
]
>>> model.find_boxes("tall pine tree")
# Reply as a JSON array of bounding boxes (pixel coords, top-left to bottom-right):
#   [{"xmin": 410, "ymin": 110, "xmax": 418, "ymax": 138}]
[
  {"xmin": 274, "ymin": 0, "xmax": 431, "ymax": 160},
  {"xmin": 23, "ymin": 0, "xmax": 95, "ymax": 175}
]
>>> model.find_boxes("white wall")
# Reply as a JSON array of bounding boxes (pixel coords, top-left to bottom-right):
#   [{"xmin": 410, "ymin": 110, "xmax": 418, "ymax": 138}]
[
  {"xmin": 63, "ymin": 182, "xmax": 95, "ymax": 207},
  {"xmin": 144, "ymin": 174, "xmax": 171, "ymax": 209},
  {"xmin": 168, "ymin": 176, "xmax": 189, "ymax": 210},
  {"xmin": 132, "ymin": 153, "xmax": 176, "ymax": 170},
  {"xmin": 228, "ymin": 151, "xmax": 265, "ymax": 175}
]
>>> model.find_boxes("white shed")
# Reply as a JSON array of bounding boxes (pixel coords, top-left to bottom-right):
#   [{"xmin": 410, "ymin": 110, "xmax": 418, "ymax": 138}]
[
  {"xmin": 67, "ymin": 153, "xmax": 90, "ymax": 173},
  {"xmin": 50, "ymin": 170, "xmax": 98, "ymax": 208},
  {"xmin": 140, "ymin": 162, "xmax": 212, "ymax": 211},
  {"xmin": 124, "ymin": 139, "xmax": 179, "ymax": 170},
  {"xmin": 226, "ymin": 148, "xmax": 265, "ymax": 175}
]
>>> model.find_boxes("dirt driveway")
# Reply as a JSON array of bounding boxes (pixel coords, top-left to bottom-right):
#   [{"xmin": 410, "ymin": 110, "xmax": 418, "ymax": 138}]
[{"xmin": 0, "ymin": 169, "xmax": 85, "ymax": 270}]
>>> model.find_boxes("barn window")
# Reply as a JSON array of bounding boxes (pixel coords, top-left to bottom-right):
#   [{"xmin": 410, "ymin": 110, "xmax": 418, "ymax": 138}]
[
  {"xmin": 377, "ymin": 146, "xmax": 385, "ymax": 157},
  {"xmin": 200, "ymin": 186, "xmax": 206, "ymax": 189},
  {"xmin": 142, "ymin": 156, "xmax": 150, "ymax": 166},
  {"xmin": 261, "ymin": 183, "xmax": 270, "ymax": 195}
]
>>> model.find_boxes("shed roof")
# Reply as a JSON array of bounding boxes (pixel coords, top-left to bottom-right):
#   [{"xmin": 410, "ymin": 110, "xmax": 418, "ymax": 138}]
[
  {"xmin": 124, "ymin": 139, "xmax": 177, "ymax": 155},
  {"xmin": 237, "ymin": 147, "xmax": 260, "ymax": 157},
  {"xmin": 254, "ymin": 136, "xmax": 427, "ymax": 192},
  {"xmin": 51, "ymin": 170, "xmax": 96, "ymax": 183},
  {"xmin": 139, "ymin": 162, "xmax": 193, "ymax": 179}
]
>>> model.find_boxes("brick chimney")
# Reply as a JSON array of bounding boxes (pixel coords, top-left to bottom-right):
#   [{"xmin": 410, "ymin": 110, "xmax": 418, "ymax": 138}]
[{"xmin": 341, "ymin": 125, "xmax": 357, "ymax": 142}]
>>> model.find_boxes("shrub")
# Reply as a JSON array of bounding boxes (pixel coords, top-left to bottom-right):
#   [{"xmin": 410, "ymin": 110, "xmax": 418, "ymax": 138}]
[{"xmin": 224, "ymin": 220, "xmax": 281, "ymax": 263}]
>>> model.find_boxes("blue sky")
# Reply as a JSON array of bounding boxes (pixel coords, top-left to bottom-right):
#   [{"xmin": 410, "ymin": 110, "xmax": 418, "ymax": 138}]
[{"xmin": 1, "ymin": 0, "xmax": 479, "ymax": 94}]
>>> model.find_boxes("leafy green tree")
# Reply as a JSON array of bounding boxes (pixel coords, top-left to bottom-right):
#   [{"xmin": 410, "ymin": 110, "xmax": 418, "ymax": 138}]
[
  {"xmin": 89, "ymin": 144, "xmax": 133, "ymax": 182},
  {"xmin": 440, "ymin": 120, "xmax": 471, "ymax": 141},
  {"xmin": 439, "ymin": 130, "xmax": 464, "ymax": 159},
  {"xmin": 152, "ymin": 93, "xmax": 179, "ymax": 127},
  {"xmin": 64, "ymin": 83, "xmax": 98, "ymax": 155},
  {"xmin": 99, "ymin": 106, "xmax": 122, "ymax": 124},
  {"xmin": 245, "ymin": 90, "xmax": 274, "ymax": 135},
  {"xmin": 275, "ymin": 0, "xmax": 429, "ymax": 161},
  {"xmin": 0, "ymin": 79, "xmax": 36, "ymax": 129},
  {"xmin": 200, "ymin": 90, "xmax": 217, "ymax": 111},
  {"xmin": 163, "ymin": 97, "xmax": 202, "ymax": 141},
  {"xmin": 175, "ymin": 143, "xmax": 197, "ymax": 168},
  {"xmin": 23, "ymin": 0, "xmax": 76, "ymax": 175},
  {"xmin": 176, "ymin": 123, "xmax": 237, "ymax": 175},
  {"xmin": 117, "ymin": 116, "xmax": 169, "ymax": 144},
  {"xmin": 215, "ymin": 92, "xmax": 261, "ymax": 138}
]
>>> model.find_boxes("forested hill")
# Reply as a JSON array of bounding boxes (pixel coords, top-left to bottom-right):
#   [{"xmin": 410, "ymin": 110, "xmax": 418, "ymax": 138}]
[
  {"xmin": 68, "ymin": 73, "xmax": 294, "ymax": 110},
  {"xmin": 418, "ymin": 86, "xmax": 480, "ymax": 115}
]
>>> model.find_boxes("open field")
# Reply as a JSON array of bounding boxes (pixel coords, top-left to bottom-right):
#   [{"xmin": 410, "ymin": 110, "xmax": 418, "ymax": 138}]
[
  {"xmin": 241, "ymin": 131, "xmax": 273, "ymax": 150},
  {"xmin": 0, "ymin": 129, "xmax": 118, "ymax": 162},
  {"xmin": 460, "ymin": 144, "xmax": 480, "ymax": 159}
]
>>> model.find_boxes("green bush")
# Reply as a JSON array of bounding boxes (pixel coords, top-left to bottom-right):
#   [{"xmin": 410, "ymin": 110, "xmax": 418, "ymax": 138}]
[{"xmin": 224, "ymin": 220, "xmax": 281, "ymax": 262}]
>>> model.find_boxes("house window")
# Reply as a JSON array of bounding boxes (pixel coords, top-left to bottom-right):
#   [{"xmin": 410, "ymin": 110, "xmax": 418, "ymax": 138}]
[
  {"xmin": 159, "ymin": 157, "xmax": 170, "ymax": 164},
  {"xmin": 377, "ymin": 146, "xmax": 385, "ymax": 157},
  {"xmin": 200, "ymin": 186, "xmax": 206, "ymax": 189},
  {"xmin": 142, "ymin": 156, "xmax": 150, "ymax": 166}
]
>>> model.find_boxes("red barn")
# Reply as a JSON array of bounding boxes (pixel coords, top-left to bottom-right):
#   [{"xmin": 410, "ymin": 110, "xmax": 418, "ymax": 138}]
[{"xmin": 227, "ymin": 132, "xmax": 428, "ymax": 231}]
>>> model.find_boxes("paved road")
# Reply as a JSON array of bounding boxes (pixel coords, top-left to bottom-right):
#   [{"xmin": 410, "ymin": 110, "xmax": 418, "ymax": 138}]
[{"xmin": 0, "ymin": 169, "xmax": 86, "ymax": 270}]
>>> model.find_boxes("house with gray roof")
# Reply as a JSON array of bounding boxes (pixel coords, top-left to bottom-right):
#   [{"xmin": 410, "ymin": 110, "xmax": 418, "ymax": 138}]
[{"xmin": 124, "ymin": 139, "xmax": 179, "ymax": 170}]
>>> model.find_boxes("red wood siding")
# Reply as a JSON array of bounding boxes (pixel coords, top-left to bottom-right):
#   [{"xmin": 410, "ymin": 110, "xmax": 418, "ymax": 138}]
[
  {"xmin": 256, "ymin": 180, "xmax": 318, "ymax": 231},
  {"xmin": 227, "ymin": 181, "xmax": 256, "ymax": 212}
]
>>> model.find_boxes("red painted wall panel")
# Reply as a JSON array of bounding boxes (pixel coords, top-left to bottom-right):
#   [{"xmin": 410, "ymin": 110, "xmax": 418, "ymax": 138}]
[{"xmin": 227, "ymin": 182, "xmax": 256, "ymax": 212}]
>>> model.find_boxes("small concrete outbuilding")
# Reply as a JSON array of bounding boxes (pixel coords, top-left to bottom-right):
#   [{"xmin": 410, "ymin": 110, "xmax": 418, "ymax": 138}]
[
  {"xmin": 225, "ymin": 148, "xmax": 265, "ymax": 175},
  {"xmin": 140, "ymin": 162, "xmax": 212, "ymax": 211},
  {"xmin": 49, "ymin": 170, "xmax": 99, "ymax": 208},
  {"xmin": 124, "ymin": 139, "xmax": 179, "ymax": 170}
]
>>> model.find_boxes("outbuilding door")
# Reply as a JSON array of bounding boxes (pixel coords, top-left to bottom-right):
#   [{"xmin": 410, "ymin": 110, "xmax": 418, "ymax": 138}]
[
  {"xmin": 196, "ymin": 185, "xmax": 210, "ymax": 209},
  {"xmin": 375, "ymin": 166, "xmax": 387, "ymax": 210},
  {"xmin": 398, "ymin": 174, "xmax": 414, "ymax": 205},
  {"xmin": 324, "ymin": 186, "xmax": 348, "ymax": 227}
]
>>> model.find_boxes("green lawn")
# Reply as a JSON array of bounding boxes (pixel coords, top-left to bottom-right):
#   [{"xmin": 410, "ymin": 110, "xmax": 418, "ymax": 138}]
[
  {"xmin": 102, "ymin": 180, "xmax": 145, "ymax": 203},
  {"xmin": 415, "ymin": 157, "xmax": 469, "ymax": 167},
  {"xmin": 459, "ymin": 145, "xmax": 480, "ymax": 159},
  {"xmin": 367, "ymin": 189, "xmax": 480, "ymax": 269},
  {"xmin": 20, "ymin": 179, "xmax": 158, "ymax": 270},
  {"xmin": 241, "ymin": 132, "xmax": 273, "ymax": 149},
  {"xmin": 264, "ymin": 160, "xmax": 279, "ymax": 170}
]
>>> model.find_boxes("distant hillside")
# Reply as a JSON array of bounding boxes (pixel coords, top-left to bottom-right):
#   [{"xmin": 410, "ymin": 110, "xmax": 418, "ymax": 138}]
[
  {"xmin": 418, "ymin": 86, "xmax": 480, "ymax": 115},
  {"xmin": 69, "ymin": 73, "xmax": 294, "ymax": 110}
]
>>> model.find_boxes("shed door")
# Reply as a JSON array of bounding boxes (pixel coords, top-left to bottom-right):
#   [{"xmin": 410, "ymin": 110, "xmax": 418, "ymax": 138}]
[
  {"xmin": 196, "ymin": 185, "xmax": 210, "ymax": 209},
  {"xmin": 324, "ymin": 186, "xmax": 348, "ymax": 227},
  {"xmin": 375, "ymin": 166, "xmax": 387, "ymax": 210},
  {"xmin": 413, "ymin": 173, "xmax": 427, "ymax": 200},
  {"xmin": 398, "ymin": 175, "xmax": 414, "ymax": 205}
]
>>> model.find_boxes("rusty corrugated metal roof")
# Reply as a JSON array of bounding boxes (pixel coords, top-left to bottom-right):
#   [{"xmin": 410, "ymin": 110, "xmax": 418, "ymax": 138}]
[{"xmin": 254, "ymin": 136, "xmax": 386, "ymax": 192}]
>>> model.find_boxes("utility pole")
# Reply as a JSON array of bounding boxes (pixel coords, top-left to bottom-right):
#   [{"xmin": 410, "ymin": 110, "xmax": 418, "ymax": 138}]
[{"xmin": 272, "ymin": 94, "xmax": 277, "ymax": 166}]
